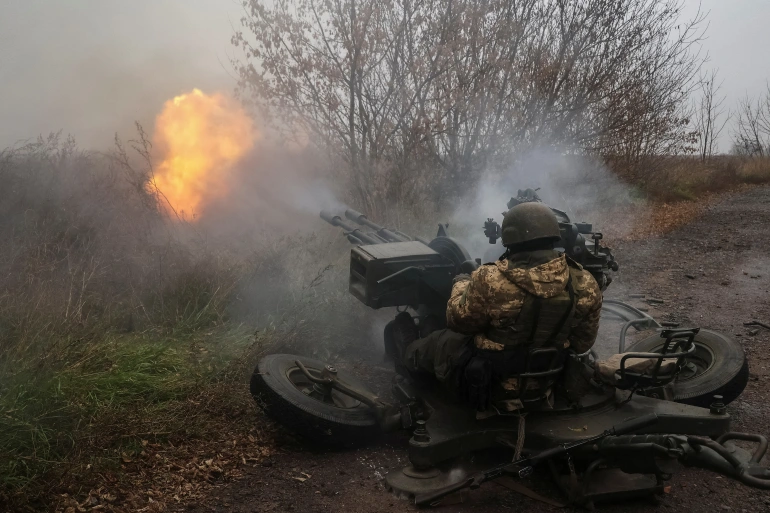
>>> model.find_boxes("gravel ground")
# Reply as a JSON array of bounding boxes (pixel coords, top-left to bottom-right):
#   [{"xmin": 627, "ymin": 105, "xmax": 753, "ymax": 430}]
[{"xmin": 181, "ymin": 186, "xmax": 770, "ymax": 513}]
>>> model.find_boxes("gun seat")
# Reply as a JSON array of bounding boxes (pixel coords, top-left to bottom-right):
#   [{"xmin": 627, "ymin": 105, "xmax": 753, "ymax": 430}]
[
  {"xmin": 488, "ymin": 346, "xmax": 567, "ymax": 411},
  {"xmin": 610, "ymin": 328, "xmax": 698, "ymax": 391}
]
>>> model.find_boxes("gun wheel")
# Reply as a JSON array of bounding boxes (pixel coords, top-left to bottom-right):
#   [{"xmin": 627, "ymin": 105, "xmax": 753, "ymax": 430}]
[
  {"xmin": 251, "ymin": 354, "xmax": 380, "ymax": 447},
  {"xmin": 626, "ymin": 329, "xmax": 749, "ymax": 407}
]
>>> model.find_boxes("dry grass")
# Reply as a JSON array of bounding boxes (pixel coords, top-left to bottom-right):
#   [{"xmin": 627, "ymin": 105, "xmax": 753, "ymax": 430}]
[
  {"xmin": 0, "ymin": 135, "xmax": 364, "ymax": 511},
  {"xmin": 592, "ymin": 155, "xmax": 770, "ymax": 240},
  {"xmin": 2, "ymin": 133, "xmax": 767, "ymax": 512},
  {"xmin": 736, "ymin": 157, "xmax": 770, "ymax": 184},
  {"xmin": 608, "ymin": 155, "xmax": 770, "ymax": 203}
]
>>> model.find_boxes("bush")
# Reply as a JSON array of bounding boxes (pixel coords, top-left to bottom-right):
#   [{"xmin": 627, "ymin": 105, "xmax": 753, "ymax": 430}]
[
  {"xmin": 607, "ymin": 155, "xmax": 768, "ymax": 202},
  {"xmin": 0, "ymin": 135, "xmax": 365, "ymax": 509},
  {"xmin": 737, "ymin": 158, "xmax": 770, "ymax": 184}
]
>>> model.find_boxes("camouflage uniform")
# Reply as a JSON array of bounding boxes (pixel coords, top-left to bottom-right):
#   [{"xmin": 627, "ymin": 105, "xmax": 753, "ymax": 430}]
[
  {"xmin": 403, "ymin": 249, "xmax": 602, "ymax": 411},
  {"xmin": 447, "ymin": 250, "xmax": 602, "ymax": 354}
]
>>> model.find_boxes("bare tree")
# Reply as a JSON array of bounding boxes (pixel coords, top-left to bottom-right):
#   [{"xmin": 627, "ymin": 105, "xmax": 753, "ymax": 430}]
[
  {"xmin": 232, "ymin": 0, "xmax": 454, "ymax": 214},
  {"xmin": 732, "ymin": 86, "xmax": 770, "ymax": 157},
  {"xmin": 233, "ymin": 0, "xmax": 706, "ymax": 210},
  {"xmin": 693, "ymin": 69, "xmax": 729, "ymax": 160},
  {"xmin": 401, "ymin": 0, "xmax": 706, "ymax": 195},
  {"xmin": 587, "ymin": 1, "xmax": 705, "ymax": 167}
]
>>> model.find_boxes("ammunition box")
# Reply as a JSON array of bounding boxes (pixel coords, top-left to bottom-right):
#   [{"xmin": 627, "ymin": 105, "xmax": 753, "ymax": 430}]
[{"xmin": 349, "ymin": 241, "xmax": 455, "ymax": 309}]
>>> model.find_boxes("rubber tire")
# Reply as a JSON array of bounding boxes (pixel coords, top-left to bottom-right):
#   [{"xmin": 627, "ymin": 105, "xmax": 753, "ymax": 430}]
[
  {"xmin": 250, "ymin": 354, "xmax": 380, "ymax": 448},
  {"xmin": 625, "ymin": 329, "xmax": 749, "ymax": 407}
]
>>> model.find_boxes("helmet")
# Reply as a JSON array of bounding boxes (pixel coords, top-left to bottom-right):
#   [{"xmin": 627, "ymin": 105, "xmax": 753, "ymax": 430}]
[{"xmin": 501, "ymin": 202, "xmax": 561, "ymax": 246}]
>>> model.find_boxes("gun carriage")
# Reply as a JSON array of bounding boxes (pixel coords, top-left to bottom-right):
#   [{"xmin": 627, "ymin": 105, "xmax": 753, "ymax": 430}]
[{"xmin": 251, "ymin": 189, "xmax": 763, "ymax": 508}]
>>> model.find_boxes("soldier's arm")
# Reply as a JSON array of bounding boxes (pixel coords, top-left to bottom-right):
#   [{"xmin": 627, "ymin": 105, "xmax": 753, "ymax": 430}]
[
  {"xmin": 446, "ymin": 266, "xmax": 492, "ymax": 334},
  {"xmin": 568, "ymin": 272, "xmax": 603, "ymax": 354}
]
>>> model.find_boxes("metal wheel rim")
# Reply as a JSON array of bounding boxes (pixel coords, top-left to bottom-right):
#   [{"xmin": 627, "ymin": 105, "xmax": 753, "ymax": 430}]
[
  {"xmin": 648, "ymin": 342, "xmax": 715, "ymax": 382},
  {"xmin": 286, "ymin": 366, "xmax": 362, "ymax": 409}
]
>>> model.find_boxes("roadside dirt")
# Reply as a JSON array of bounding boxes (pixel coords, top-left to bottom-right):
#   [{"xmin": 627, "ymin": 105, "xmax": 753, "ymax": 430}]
[{"xmin": 180, "ymin": 186, "xmax": 770, "ymax": 513}]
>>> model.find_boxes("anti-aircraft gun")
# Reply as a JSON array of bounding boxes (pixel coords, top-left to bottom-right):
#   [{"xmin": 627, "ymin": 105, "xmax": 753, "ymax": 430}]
[
  {"xmin": 320, "ymin": 190, "xmax": 618, "ymax": 317},
  {"xmin": 250, "ymin": 190, "xmax": 761, "ymax": 508},
  {"xmin": 320, "ymin": 209, "xmax": 478, "ymax": 313},
  {"xmin": 482, "ymin": 188, "xmax": 619, "ymax": 289}
]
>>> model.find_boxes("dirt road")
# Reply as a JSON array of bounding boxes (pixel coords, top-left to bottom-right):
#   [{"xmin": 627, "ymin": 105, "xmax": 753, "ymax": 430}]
[{"xmin": 183, "ymin": 186, "xmax": 770, "ymax": 513}]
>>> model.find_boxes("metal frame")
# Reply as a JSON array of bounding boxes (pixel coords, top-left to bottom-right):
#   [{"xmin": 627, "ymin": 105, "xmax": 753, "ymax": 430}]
[
  {"xmin": 615, "ymin": 328, "xmax": 698, "ymax": 390},
  {"xmin": 287, "ymin": 300, "xmax": 770, "ymax": 506},
  {"xmin": 601, "ymin": 299, "xmax": 662, "ymax": 353}
]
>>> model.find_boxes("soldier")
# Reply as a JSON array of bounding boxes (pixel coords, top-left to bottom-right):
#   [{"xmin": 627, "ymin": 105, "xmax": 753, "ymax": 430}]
[{"xmin": 393, "ymin": 202, "xmax": 603, "ymax": 413}]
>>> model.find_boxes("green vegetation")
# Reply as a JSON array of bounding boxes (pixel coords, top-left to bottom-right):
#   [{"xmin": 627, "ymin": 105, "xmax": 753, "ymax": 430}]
[
  {"xmin": 0, "ymin": 328, "xmax": 251, "ymax": 492},
  {"xmin": 0, "ymin": 136, "xmax": 357, "ymax": 509}
]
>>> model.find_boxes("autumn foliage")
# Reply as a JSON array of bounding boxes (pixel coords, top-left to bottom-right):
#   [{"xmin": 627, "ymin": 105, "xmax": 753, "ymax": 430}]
[{"xmin": 233, "ymin": 0, "xmax": 705, "ymax": 214}]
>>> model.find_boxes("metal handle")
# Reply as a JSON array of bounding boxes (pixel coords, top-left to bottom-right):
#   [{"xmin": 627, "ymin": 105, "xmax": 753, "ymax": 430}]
[
  {"xmin": 294, "ymin": 360, "xmax": 387, "ymax": 411},
  {"xmin": 376, "ymin": 266, "xmax": 422, "ymax": 284},
  {"xmin": 717, "ymin": 433, "xmax": 769, "ymax": 464}
]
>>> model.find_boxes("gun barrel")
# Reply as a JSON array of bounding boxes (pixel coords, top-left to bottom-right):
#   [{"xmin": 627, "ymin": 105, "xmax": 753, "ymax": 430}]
[
  {"xmin": 320, "ymin": 210, "xmax": 384, "ymax": 245},
  {"xmin": 320, "ymin": 210, "xmax": 340, "ymax": 226},
  {"xmin": 344, "ymin": 209, "xmax": 411, "ymax": 242}
]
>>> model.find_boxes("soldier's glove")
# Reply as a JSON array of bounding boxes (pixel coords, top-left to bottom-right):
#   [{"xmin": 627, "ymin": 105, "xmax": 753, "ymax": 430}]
[{"xmin": 452, "ymin": 273, "xmax": 471, "ymax": 285}]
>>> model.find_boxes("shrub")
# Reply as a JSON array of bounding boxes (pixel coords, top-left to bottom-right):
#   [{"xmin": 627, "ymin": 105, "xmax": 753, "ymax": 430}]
[
  {"xmin": 0, "ymin": 135, "xmax": 363, "ymax": 508},
  {"xmin": 737, "ymin": 158, "xmax": 770, "ymax": 184}
]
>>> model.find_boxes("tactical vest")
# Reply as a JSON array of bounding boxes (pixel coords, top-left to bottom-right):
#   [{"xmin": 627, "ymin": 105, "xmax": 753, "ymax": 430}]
[
  {"xmin": 476, "ymin": 268, "xmax": 579, "ymax": 405},
  {"xmin": 485, "ymin": 272, "xmax": 577, "ymax": 350}
]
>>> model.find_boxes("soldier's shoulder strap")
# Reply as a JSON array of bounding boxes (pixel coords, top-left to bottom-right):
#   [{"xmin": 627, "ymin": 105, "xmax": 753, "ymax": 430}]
[{"xmin": 564, "ymin": 255, "xmax": 584, "ymax": 270}]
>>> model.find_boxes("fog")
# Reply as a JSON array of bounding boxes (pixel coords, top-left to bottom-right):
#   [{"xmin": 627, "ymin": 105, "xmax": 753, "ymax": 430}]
[{"xmin": 2, "ymin": 1, "xmax": 770, "ymax": 152}]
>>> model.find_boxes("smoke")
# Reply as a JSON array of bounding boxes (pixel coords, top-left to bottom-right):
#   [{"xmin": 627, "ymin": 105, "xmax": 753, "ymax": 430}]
[
  {"xmin": 138, "ymin": 119, "xmax": 378, "ymax": 359},
  {"xmin": 182, "ymin": 138, "xmax": 345, "ymax": 245},
  {"xmin": 449, "ymin": 147, "xmax": 643, "ymax": 262},
  {"xmin": 0, "ymin": 0, "xmax": 652, "ymax": 365},
  {"xmin": 124, "ymin": 85, "xmax": 346, "ymax": 249},
  {"xmin": 151, "ymin": 89, "xmax": 259, "ymax": 220}
]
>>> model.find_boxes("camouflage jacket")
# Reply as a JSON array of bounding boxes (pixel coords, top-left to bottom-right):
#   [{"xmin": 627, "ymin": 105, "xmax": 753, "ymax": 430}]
[{"xmin": 446, "ymin": 250, "xmax": 602, "ymax": 354}]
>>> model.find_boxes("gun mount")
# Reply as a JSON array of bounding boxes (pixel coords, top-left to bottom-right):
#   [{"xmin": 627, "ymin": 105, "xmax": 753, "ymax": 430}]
[
  {"xmin": 250, "ymin": 191, "xmax": 763, "ymax": 511},
  {"xmin": 321, "ymin": 209, "xmax": 476, "ymax": 310},
  {"xmin": 483, "ymin": 188, "xmax": 618, "ymax": 289},
  {"xmin": 321, "ymin": 191, "xmax": 617, "ymax": 314}
]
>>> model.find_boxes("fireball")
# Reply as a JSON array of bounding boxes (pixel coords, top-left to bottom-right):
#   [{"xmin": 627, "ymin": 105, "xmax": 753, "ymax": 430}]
[{"xmin": 151, "ymin": 89, "xmax": 256, "ymax": 220}]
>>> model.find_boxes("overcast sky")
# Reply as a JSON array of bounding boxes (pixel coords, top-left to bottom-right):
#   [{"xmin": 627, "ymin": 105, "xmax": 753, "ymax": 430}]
[
  {"xmin": 1, "ymin": 0, "xmax": 769, "ymax": 152},
  {"xmin": 0, "ymin": 0, "xmax": 243, "ymax": 150}
]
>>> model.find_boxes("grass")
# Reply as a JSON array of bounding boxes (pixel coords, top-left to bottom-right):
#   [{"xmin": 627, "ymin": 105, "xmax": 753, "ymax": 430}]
[
  {"xmin": 615, "ymin": 155, "xmax": 770, "ymax": 203},
  {"xmin": 0, "ymin": 137, "xmax": 275, "ymax": 509},
  {"xmin": 0, "ymin": 135, "xmax": 363, "ymax": 511},
  {"xmin": 737, "ymin": 157, "xmax": 770, "ymax": 184},
  {"xmin": 0, "ymin": 327, "xmax": 256, "ymax": 506},
  {"xmin": 2, "ymin": 133, "xmax": 767, "ymax": 511}
]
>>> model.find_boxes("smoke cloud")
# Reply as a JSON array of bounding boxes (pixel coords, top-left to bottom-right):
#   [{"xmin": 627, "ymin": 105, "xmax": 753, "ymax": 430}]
[
  {"xmin": 0, "ymin": 1, "xmax": 652, "ymax": 365},
  {"xmin": 448, "ymin": 147, "xmax": 642, "ymax": 262}
]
